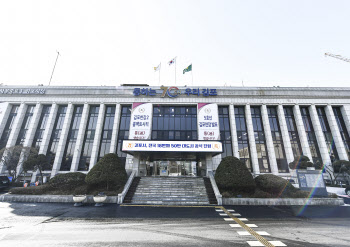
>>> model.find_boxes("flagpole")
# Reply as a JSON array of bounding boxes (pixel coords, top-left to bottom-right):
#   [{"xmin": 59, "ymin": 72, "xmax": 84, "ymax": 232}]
[
  {"xmin": 159, "ymin": 68, "xmax": 160, "ymax": 85},
  {"xmin": 192, "ymin": 67, "xmax": 193, "ymax": 86},
  {"xmin": 175, "ymin": 59, "xmax": 177, "ymax": 85}
]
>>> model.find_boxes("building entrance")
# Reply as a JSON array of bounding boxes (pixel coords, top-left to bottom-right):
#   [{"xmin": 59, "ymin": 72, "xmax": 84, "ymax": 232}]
[{"xmin": 148, "ymin": 160, "xmax": 198, "ymax": 177}]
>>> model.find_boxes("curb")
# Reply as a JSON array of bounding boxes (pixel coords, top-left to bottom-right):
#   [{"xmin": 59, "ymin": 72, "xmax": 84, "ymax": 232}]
[
  {"xmin": 222, "ymin": 198, "xmax": 344, "ymax": 206},
  {"xmin": 0, "ymin": 194, "xmax": 117, "ymax": 204}
]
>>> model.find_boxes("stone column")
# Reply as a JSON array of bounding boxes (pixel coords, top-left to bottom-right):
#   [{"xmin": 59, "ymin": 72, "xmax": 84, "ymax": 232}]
[
  {"xmin": 39, "ymin": 104, "xmax": 58, "ymax": 155},
  {"xmin": 50, "ymin": 103, "xmax": 74, "ymax": 178},
  {"xmin": 0, "ymin": 103, "xmax": 12, "ymax": 139},
  {"xmin": 206, "ymin": 153, "xmax": 214, "ymax": 176},
  {"xmin": 325, "ymin": 105, "xmax": 348, "ymax": 160},
  {"xmin": 89, "ymin": 104, "xmax": 106, "ymax": 170},
  {"xmin": 245, "ymin": 104, "xmax": 260, "ymax": 175},
  {"xmin": 293, "ymin": 105, "xmax": 312, "ymax": 160},
  {"xmin": 277, "ymin": 104, "xmax": 294, "ymax": 164},
  {"xmin": 70, "ymin": 104, "xmax": 90, "ymax": 172},
  {"xmin": 109, "ymin": 104, "xmax": 121, "ymax": 153},
  {"xmin": 5, "ymin": 103, "xmax": 27, "ymax": 148},
  {"xmin": 309, "ymin": 105, "xmax": 332, "ymax": 168},
  {"xmin": 341, "ymin": 105, "xmax": 350, "ymax": 137},
  {"xmin": 17, "ymin": 103, "xmax": 42, "ymax": 177},
  {"xmin": 261, "ymin": 105, "xmax": 278, "ymax": 174},
  {"xmin": 229, "ymin": 104, "xmax": 239, "ymax": 158}
]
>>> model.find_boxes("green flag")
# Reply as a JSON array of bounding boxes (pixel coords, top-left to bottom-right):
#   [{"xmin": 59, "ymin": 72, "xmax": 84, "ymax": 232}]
[{"xmin": 183, "ymin": 64, "xmax": 192, "ymax": 74}]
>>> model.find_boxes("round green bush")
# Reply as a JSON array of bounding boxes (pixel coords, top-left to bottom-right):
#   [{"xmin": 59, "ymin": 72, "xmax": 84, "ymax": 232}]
[
  {"xmin": 85, "ymin": 153, "xmax": 127, "ymax": 190},
  {"xmin": 49, "ymin": 172, "xmax": 86, "ymax": 190},
  {"xmin": 255, "ymin": 174, "xmax": 298, "ymax": 196},
  {"xmin": 215, "ymin": 156, "xmax": 256, "ymax": 193},
  {"xmin": 289, "ymin": 155, "xmax": 318, "ymax": 170},
  {"xmin": 9, "ymin": 184, "xmax": 51, "ymax": 195}
]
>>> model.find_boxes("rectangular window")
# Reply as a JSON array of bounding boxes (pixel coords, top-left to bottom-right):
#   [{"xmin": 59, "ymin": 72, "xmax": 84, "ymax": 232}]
[
  {"xmin": 0, "ymin": 105, "xmax": 19, "ymax": 150},
  {"xmin": 234, "ymin": 106, "xmax": 251, "ymax": 171},
  {"xmin": 251, "ymin": 106, "xmax": 270, "ymax": 173},
  {"xmin": 284, "ymin": 107, "xmax": 302, "ymax": 158},
  {"xmin": 117, "ymin": 105, "xmax": 132, "ymax": 167},
  {"xmin": 98, "ymin": 105, "xmax": 116, "ymax": 160},
  {"xmin": 16, "ymin": 105, "xmax": 35, "ymax": 145},
  {"xmin": 78, "ymin": 106, "xmax": 100, "ymax": 171},
  {"xmin": 32, "ymin": 105, "xmax": 51, "ymax": 149},
  {"xmin": 219, "ymin": 106, "xmax": 232, "ymax": 158},
  {"xmin": 267, "ymin": 106, "xmax": 288, "ymax": 172},
  {"xmin": 333, "ymin": 107, "xmax": 350, "ymax": 159}
]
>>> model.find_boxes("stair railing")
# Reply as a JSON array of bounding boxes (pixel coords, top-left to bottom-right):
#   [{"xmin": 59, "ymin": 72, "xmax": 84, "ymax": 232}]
[
  {"xmin": 118, "ymin": 171, "xmax": 136, "ymax": 204},
  {"xmin": 207, "ymin": 171, "xmax": 222, "ymax": 205}
]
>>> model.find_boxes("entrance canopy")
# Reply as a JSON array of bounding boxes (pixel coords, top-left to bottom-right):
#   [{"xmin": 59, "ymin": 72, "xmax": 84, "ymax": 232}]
[{"xmin": 122, "ymin": 140, "xmax": 223, "ymax": 157}]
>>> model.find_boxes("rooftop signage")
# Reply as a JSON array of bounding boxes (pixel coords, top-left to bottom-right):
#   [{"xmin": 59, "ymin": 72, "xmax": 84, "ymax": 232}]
[
  {"xmin": 133, "ymin": 86, "xmax": 217, "ymax": 98},
  {"xmin": 0, "ymin": 88, "xmax": 46, "ymax": 95},
  {"xmin": 122, "ymin": 140, "xmax": 223, "ymax": 153}
]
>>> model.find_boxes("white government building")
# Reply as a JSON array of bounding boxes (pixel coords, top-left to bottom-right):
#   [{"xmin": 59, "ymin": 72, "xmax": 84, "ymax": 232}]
[{"xmin": 0, "ymin": 85, "xmax": 349, "ymax": 183}]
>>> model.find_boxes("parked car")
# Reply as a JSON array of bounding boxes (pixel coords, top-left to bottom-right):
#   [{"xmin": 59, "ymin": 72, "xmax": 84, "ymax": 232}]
[
  {"xmin": 345, "ymin": 186, "xmax": 350, "ymax": 196},
  {"xmin": 0, "ymin": 176, "xmax": 10, "ymax": 191}
]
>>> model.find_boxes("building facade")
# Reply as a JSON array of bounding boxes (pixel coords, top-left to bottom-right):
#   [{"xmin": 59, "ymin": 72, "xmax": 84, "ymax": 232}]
[{"xmin": 0, "ymin": 85, "xmax": 350, "ymax": 182}]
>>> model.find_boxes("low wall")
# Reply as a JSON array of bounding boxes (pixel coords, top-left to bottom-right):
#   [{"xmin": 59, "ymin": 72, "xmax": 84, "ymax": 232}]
[
  {"xmin": 223, "ymin": 198, "xmax": 344, "ymax": 206},
  {"xmin": 0, "ymin": 194, "xmax": 117, "ymax": 204}
]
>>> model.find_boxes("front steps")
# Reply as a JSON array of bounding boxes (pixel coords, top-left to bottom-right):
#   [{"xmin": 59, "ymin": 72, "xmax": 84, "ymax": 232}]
[{"xmin": 127, "ymin": 177, "xmax": 213, "ymax": 205}]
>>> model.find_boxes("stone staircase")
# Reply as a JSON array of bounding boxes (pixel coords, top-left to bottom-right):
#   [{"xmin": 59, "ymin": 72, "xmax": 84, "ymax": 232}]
[{"xmin": 127, "ymin": 177, "xmax": 213, "ymax": 205}]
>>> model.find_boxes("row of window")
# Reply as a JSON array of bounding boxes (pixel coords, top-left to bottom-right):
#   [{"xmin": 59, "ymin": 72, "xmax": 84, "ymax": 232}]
[{"xmin": 0, "ymin": 104, "xmax": 349, "ymax": 173}]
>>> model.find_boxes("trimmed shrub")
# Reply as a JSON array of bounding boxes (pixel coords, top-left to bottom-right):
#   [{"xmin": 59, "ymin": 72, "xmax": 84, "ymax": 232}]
[
  {"xmin": 10, "ymin": 184, "xmax": 51, "ymax": 195},
  {"xmin": 255, "ymin": 174, "xmax": 297, "ymax": 196},
  {"xmin": 215, "ymin": 156, "xmax": 256, "ymax": 193},
  {"xmin": 289, "ymin": 155, "xmax": 316, "ymax": 170},
  {"xmin": 49, "ymin": 172, "xmax": 86, "ymax": 191},
  {"xmin": 85, "ymin": 153, "xmax": 127, "ymax": 191},
  {"xmin": 333, "ymin": 160, "xmax": 350, "ymax": 173},
  {"xmin": 73, "ymin": 185, "xmax": 88, "ymax": 195}
]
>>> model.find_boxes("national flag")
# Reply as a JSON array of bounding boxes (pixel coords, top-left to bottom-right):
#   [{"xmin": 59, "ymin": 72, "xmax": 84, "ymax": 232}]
[
  {"xmin": 154, "ymin": 63, "xmax": 161, "ymax": 71},
  {"xmin": 168, "ymin": 57, "xmax": 176, "ymax": 66},
  {"xmin": 183, "ymin": 64, "xmax": 192, "ymax": 74}
]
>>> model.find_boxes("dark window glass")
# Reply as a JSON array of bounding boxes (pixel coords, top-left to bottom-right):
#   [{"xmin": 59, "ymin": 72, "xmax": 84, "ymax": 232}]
[
  {"xmin": 333, "ymin": 107, "xmax": 350, "ymax": 160},
  {"xmin": 98, "ymin": 106, "xmax": 116, "ymax": 161},
  {"xmin": 0, "ymin": 105, "xmax": 19, "ymax": 150},
  {"xmin": 235, "ymin": 106, "xmax": 251, "ymax": 171},
  {"xmin": 78, "ymin": 106, "xmax": 100, "ymax": 171},
  {"xmin": 117, "ymin": 105, "xmax": 132, "ymax": 167},
  {"xmin": 300, "ymin": 107, "xmax": 322, "ymax": 164},
  {"xmin": 317, "ymin": 107, "xmax": 339, "ymax": 160},
  {"xmin": 252, "ymin": 106, "xmax": 270, "ymax": 173},
  {"xmin": 284, "ymin": 106, "xmax": 302, "ymax": 158},
  {"xmin": 267, "ymin": 106, "xmax": 288, "ymax": 172},
  {"xmin": 219, "ymin": 106, "xmax": 232, "ymax": 158},
  {"xmin": 47, "ymin": 105, "xmax": 68, "ymax": 169},
  {"xmin": 16, "ymin": 105, "xmax": 35, "ymax": 145},
  {"xmin": 32, "ymin": 105, "xmax": 52, "ymax": 149},
  {"xmin": 152, "ymin": 106, "xmax": 197, "ymax": 141},
  {"xmin": 60, "ymin": 105, "xmax": 83, "ymax": 171}
]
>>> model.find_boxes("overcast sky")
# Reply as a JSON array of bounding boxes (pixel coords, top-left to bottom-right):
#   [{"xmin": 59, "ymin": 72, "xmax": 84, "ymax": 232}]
[{"xmin": 1, "ymin": 0, "xmax": 350, "ymax": 88}]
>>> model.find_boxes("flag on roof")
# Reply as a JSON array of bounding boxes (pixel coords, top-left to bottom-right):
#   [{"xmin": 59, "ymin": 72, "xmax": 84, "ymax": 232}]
[
  {"xmin": 183, "ymin": 64, "xmax": 192, "ymax": 74},
  {"xmin": 168, "ymin": 57, "xmax": 176, "ymax": 66},
  {"xmin": 154, "ymin": 63, "xmax": 161, "ymax": 71}
]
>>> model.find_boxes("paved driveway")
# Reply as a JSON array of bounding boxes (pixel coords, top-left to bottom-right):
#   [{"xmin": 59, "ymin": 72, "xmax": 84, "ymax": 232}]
[{"xmin": 0, "ymin": 202, "xmax": 349, "ymax": 246}]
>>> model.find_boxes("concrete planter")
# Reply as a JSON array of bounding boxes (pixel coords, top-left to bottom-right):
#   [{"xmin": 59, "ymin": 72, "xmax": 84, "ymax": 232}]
[
  {"xmin": 73, "ymin": 195, "xmax": 87, "ymax": 206},
  {"xmin": 93, "ymin": 195, "xmax": 107, "ymax": 206},
  {"xmin": 223, "ymin": 197, "xmax": 344, "ymax": 206}
]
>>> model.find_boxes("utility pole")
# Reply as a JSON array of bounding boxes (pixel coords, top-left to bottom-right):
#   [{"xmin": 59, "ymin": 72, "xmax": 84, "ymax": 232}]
[{"xmin": 49, "ymin": 51, "xmax": 60, "ymax": 86}]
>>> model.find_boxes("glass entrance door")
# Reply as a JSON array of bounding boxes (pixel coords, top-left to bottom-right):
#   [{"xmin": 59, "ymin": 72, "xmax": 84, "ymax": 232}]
[{"xmin": 152, "ymin": 160, "xmax": 198, "ymax": 176}]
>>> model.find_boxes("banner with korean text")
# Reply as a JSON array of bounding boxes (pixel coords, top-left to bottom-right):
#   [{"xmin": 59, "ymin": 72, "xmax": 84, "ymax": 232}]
[
  {"xmin": 197, "ymin": 103, "xmax": 220, "ymax": 140},
  {"xmin": 128, "ymin": 103, "xmax": 153, "ymax": 139},
  {"xmin": 122, "ymin": 140, "xmax": 222, "ymax": 153}
]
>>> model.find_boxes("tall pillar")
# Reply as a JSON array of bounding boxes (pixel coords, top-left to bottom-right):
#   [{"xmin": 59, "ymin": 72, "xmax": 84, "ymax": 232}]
[
  {"xmin": 16, "ymin": 103, "xmax": 42, "ymax": 176},
  {"xmin": 277, "ymin": 104, "xmax": 294, "ymax": 164},
  {"xmin": 309, "ymin": 105, "xmax": 332, "ymax": 168},
  {"xmin": 50, "ymin": 103, "xmax": 74, "ymax": 178},
  {"xmin": 261, "ymin": 105, "xmax": 278, "ymax": 174},
  {"xmin": 89, "ymin": 104, "xmax": 106, "ymax": 169},
  {"xmin": 325, "ymin": 105, "xmax": 348, "ymax": 160},
  {"xmin": 0, "ymin": 103, "xmax": 12, "ymax": 139},
  {"xmin": 245, "ymin": 104, "xmax": 260, "ymax": 175},
  {"xmin": 206, "ymin": 153, "xmax": 214, "ymax": 175},
  {"xmin": 340, "ymin": 105, "xmax": 350, "ymax": 137},
  {"xmin": 5, "ymin": 103, "xmax": 27, "ymax": 148},
  {"xmin": 39, "ymin": 104, "xmax": 58, "ymax": 155},
  {"xmin": 70, "ymin": 104, "xmax": 90, "ymax": 172},
  {"xmin": 109, "ymin": 104, "xmax": 121, "ymax": 153},
  {"xmin": 293, "ymin": 105, "xmax": 312, "ymax": 160},
  {"xmin": 229, "ymin": 104, "xmax": 239, "ymax": 158}
]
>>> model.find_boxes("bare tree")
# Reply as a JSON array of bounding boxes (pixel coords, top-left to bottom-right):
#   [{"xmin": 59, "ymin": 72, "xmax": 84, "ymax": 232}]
[{"xmin": 0, "ymin": 145, "xmax": 38, "ymax": 182}]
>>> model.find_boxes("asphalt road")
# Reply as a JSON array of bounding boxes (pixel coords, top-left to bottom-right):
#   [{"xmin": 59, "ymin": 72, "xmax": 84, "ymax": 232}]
[{"xmin": 0, "ymin": 202, "xmax": 349, "ymax": 247}]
